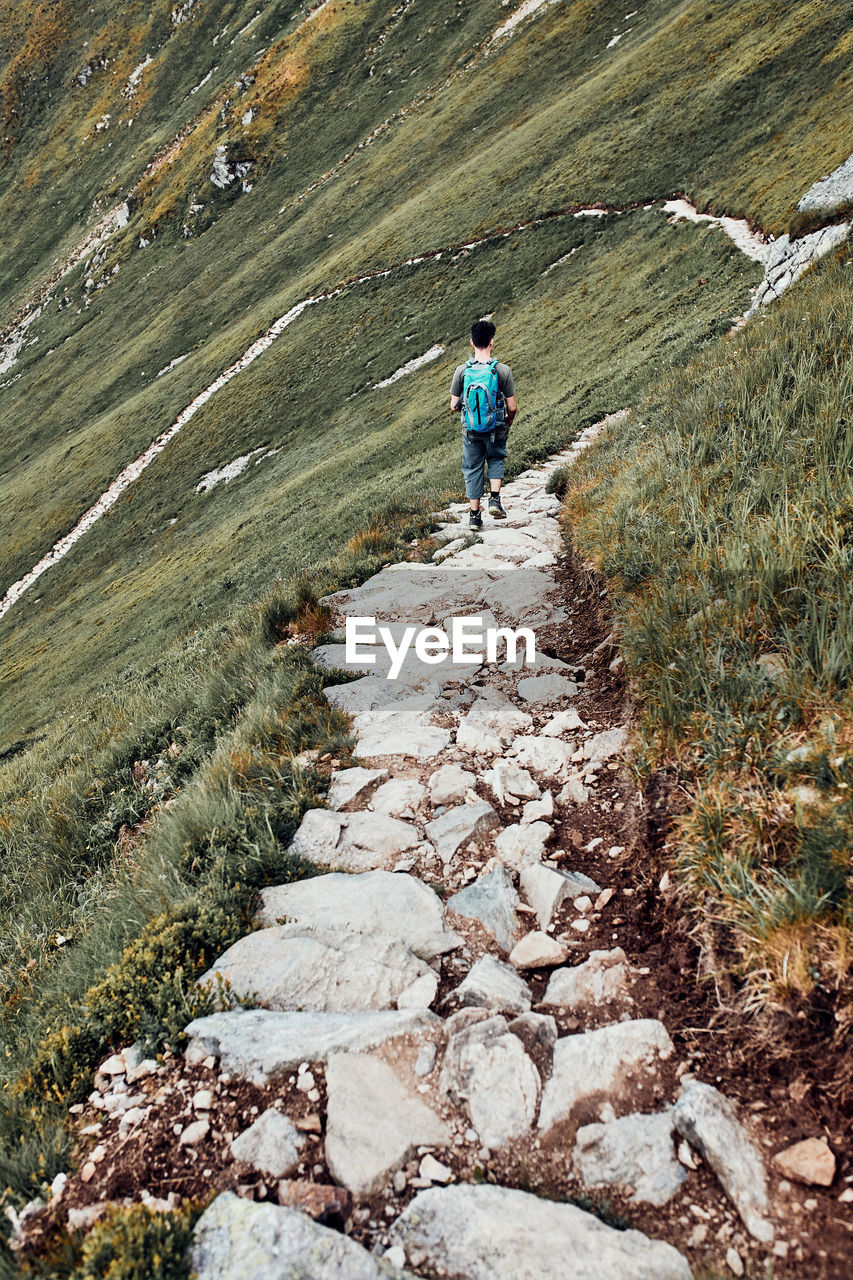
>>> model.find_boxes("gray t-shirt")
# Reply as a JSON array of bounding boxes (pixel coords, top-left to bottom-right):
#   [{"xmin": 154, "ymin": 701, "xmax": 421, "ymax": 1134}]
[{"xmin": 451, "ymin": 360, "xmax": 515, "ymax": 400}]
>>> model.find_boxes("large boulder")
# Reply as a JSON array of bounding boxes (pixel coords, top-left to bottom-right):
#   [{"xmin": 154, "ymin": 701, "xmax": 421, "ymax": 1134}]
[
  {"xmin": 573, "ymin": 1109, "xmax": 688, "ymax": 1205},
  {"xmin": 198, "ymin": 929, "xmax": 435, "ymax": 1013},
  {"xmin": 673, "ymin": 1080, "xmax": 774, "ymax": 1242},
  {"xmin": 325, "ymin": 1053, "xmax": 450, "ymax": 1195},
  {"xmin": 538, "ymin": 1021, "xmax": 674, "ymax": 1133},
  {"xmin": 184, "ymin": 1008, "xmax": 440, "ymax": 1086},
  {"xmin": 256, "ymin": 870, "xmax": 461, "ymax": 960},
  {"xmin": 439, "ymin": 1015, "xmax": 540, "ymax": 1150},
  {"xmin": 189, "ymin": 1192, "xmax": 410, "ymax": 1280},
  {"xmin": 388, "ymin": 1184, "xmax": 691, "ymax": 1279}
]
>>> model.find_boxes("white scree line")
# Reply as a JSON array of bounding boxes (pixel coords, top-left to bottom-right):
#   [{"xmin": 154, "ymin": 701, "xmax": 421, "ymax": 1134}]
[
  {"xmin": 0, "ymin": 194, "xmax": 790, "ymax": 621},
  {"xmin": 0, "ymin": 297, "xmax": 318, "ymax": 620},
  {"xmin": 372, "ymin": 344, "xmax": 445, "ymax": 388}
]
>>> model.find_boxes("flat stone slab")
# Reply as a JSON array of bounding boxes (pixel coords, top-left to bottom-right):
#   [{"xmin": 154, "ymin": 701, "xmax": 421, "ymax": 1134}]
[
  {"xmin": 389, "ymin": 1184, "xmax": 691, "ymax": 1280},
  {"xmin": 256, "ymin": 871, "xmax": 460, "ymax": 959},
  {"xmin": 453, "ymin": 954, "xmax": 531, "ymax": 1015},
  {"xmin": 289, "ymin": 809, "xmax": 421, "ymax": 872},
  {"xmin": 199, "ymin": 928, "xmax": 434, "ymax": 1013},
  {"xmin": 542, "ymin": 948, "xmax": 631, "ymax": 1013},
  {"xmin": 190, "ymin": 1192, "xmax": 409, "ymax": 1280},
  {"xmin": 673, "ymin": 1080, "xmax": 773, "ymax": 1242},
  {"xmin": 372, "ymin": 777, "xmax": 426, "ymax": 816},
  {"xmin": 425, "ymin": 801, "xmax": 499, "ymax": 865},
  {"xmin": 573, "ymin": 1109, "xmax": 688, "ymax": 1205},
  {"xmin": 325, "ymin": 1053, "xmax": 450, "ymax": 1195},
  {"xmin": 325, "ymin": 767, "xmax": 387, "ymax": 810},
  {"xmin": 353, "ymin": 697, "xmax": 452, "ymax": 759},
  {"xmin": 184, "ymin": 1008, "xmax": 440, "ymax": 1086},
  {"xmin": 517, "ymin": 674, "xmax": 579, "ymax": 704},
  {"xmin": 439, "ymin": 1015, "xmax": 540, "ymax": 1150},
  {"xmin": 446, "ymin": 866, "xmax": 519, "ymax": 953},
  {"xmin": 539, "ymin": 1020, "xmax": 675, "ymax": 1133}
]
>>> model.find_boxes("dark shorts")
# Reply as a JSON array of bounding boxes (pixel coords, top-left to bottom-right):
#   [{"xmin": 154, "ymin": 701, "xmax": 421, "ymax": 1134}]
[{"xmin": 462, "ymin": 427, "xmax": 509, "ymax": 499}]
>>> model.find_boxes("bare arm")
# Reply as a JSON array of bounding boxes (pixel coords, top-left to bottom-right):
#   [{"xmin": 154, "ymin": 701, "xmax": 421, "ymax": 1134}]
[
  {"xmin": 505, "ymin": 395, "xmax": 517, "ymax": 426},
  {"xmin": 450, "ymin": 394, "xmax": 461, "ymax": 411}
]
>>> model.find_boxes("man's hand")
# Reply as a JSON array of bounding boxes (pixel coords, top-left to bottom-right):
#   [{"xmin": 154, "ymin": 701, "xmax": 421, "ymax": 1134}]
[
  {"xmin": 450, "ymin": 395, "xmax": 461, "ymax": 412},
  {"xmin": 505, "ymin": 395, "xmax": 517, "ymax": 427}
]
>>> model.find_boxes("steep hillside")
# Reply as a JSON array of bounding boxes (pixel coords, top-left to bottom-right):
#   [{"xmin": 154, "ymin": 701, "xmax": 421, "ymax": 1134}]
[
  {"xmin": 1, "ymin": 2, "xmax": 851, "ymax": 1277},
  {"xmin": 2, "ymin": 0, "xmax": 850, "ymax": 737}
]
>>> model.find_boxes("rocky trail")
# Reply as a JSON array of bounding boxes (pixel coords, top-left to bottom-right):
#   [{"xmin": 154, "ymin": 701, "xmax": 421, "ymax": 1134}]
[{"xmin": 13, "ymin": 418, "xmax": 850, "ymax": 1278}]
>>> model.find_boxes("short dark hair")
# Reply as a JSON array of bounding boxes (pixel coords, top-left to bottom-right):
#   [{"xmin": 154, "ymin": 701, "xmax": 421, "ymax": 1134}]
[{"xmin": 471, "ymin": 318, "xmax": 496, "ymax": 348}]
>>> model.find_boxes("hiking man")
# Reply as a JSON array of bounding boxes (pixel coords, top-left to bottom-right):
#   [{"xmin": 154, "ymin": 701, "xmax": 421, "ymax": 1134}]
[{"xmin": 450, "ymin": 318, "xmax": 517, "ymax": 528}]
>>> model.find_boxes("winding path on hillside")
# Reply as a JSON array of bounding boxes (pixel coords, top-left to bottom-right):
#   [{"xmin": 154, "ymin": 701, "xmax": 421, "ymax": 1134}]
[
  {"xmin": 34, "ymin": 422, "xmax": 844, "ymax": 1277},
  {"xmin": 3, "ymin": 192, "xmax": 847, "ymax": 622}
]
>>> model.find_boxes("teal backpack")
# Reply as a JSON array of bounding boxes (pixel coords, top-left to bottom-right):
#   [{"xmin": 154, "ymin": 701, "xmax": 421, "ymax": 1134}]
[{"xmin": 461, "ymin": 357, "xmax": 505, "ymax": 434}]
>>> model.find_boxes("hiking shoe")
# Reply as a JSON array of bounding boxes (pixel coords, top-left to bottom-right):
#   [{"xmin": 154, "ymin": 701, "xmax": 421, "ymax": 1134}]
[
  {"xmin": 488, "ymin": 492, "xmax": 507, "ymax": 519},
  {"xmin": 469, "ymin": 509, "xmax": 483, "ymax": 530}
]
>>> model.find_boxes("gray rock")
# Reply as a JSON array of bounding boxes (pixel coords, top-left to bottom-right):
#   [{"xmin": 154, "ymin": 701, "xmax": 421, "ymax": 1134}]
[
  {"xmin": 425, "ymin": 801, "xmax": 499, "ymax": 865},
  {"xmin": 557, "ymin": 774, "xmax": 590, "ymax": 804},
  {"xmin": 519, "ymin": 863, "xmax": 585, "ymax": 930},
  {"xmin": 427, "ymin": 763, "xmax": 476, "ymax": 805},
  {"xmin": 256, "ymin": 870, "xmax": 461, "ymax": 960},
  {"xmin": 230, "ymin": 1109, "xmax": 304, "ymax": 1178},
  {"xmin": 483, "ymin": 760, "xmax": 540, "ymax": 803},
  {"xmin": 493, "ymin": 821, "xmax": 552, "ymax": 870},
  {"xmin": 354, "ymin": 696, "xmax": 452, "ymax": 759},
  {"xmin": 190, "ymin": 1192, "xmax": 408, "ymax": 1279},
  {"xmin": 454, "ymin": 954, "xmax": 531, "ymax": 1015},
  {"xmin": 511, "ymin": 735, "xmax": 575, "ymax": 777},
  {"xmin": 326, "ymin": 767, "xmax": 387, "ymax": 810},
  {"xmin": 446, "ymin": 866, "xmax": 519, "ymax": 953},
  {"xmin": 583, "ymin": 727, "xmax": 628, "ymax": 762},
  {"xmin": 539, "ymin": 1021, "xmax": 675, "ymax": 1133},
  {"xmin": 289, "ymin": 809, "xmax": 421, "ymax": 872},
  {"xmin": 485, "ymin": 568, "xmax": 567, "ymax": 626},
  {"xmin": 325, "ymin": 1053, "xmax": 449, "ymax": 1195},
  {"xmin": 184, "ymin": 1008, "xmax": 440, "ymax": 1086},
  {"xmin": 517, "ymin": 673, "xmax": 579, "ymax": 704},
  {"xmin": 389, "ymin": 1184, "xmax": 691, "ymax": 1280},
  {"xmin": 456, "ymin": 694, "xmax": 533, "ymax": 755},
  {"xmin": 508, "ymin": 932, "xmax": 568, "ymax": 968},
  {"xmin": 573, "ymin": 1109, "xmax": 688, "ymax": 1205},
  {"xmin": 199, "ymin": 929, "xmax": 433, "ymax": 1013},
  {"xmin": 521, "ymin": 791, "xmax": 553, "ymax": 824},
  {"xmin": 541, "ymin": 709, "xmax": 586, "ymax": 736},
  {"xmin": 371, "ymin": 777, "xmax": 426, "ymax": 816},
  {"xmin": 542, "ymin": 948, "xmax": 631, "ymax": 1012},
  {"xmin": 439, "ymin": 1016, "xmax": 540, "ymax": 1150},
  {"xmin": 673, "ymin": 1080, "xmax": 773, "ymax": 1242}
]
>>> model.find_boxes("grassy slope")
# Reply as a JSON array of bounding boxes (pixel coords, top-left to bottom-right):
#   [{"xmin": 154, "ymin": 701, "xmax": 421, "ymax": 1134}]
[{"xmin": 560, "ymin": 243, "xmax": 853, "ymax": 1013}]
